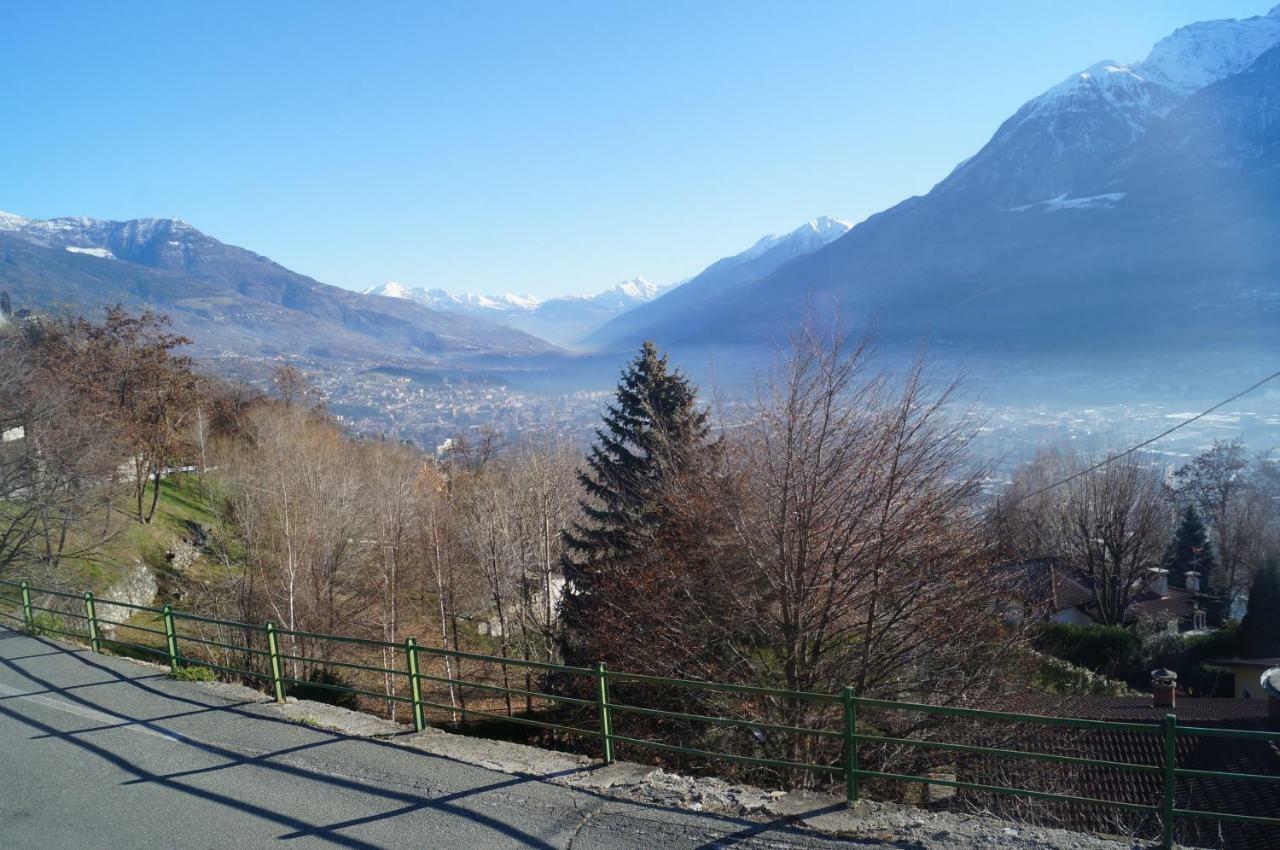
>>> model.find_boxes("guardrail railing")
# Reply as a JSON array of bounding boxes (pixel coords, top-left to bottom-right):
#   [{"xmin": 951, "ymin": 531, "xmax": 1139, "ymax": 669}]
[{"xmin": 1, "ymin": 577, "xmax": 1275, "ymax": 849}]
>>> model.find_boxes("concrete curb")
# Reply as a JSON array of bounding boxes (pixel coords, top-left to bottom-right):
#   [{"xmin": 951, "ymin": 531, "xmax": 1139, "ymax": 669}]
[{"xmin": 225, "ymin": 680, "xmax": 1151, "ymax": 850}]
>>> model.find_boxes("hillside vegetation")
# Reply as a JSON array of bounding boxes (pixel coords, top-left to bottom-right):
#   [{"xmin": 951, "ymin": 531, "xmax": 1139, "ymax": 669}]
[{"xmin": 3, "ymin": 309, "xmax": 1279, "ymax": 842}]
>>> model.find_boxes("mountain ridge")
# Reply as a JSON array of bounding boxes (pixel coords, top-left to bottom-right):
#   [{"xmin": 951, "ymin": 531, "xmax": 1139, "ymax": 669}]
[
  {"xmin": 363, "ymin": 277, "xmax": 666, "ymax": 349},
  {"xmin": 364, "ymin": 277, "xmax": 663, "ymax": 313},
  {"xmin": 0, "ymin": 211, "xmax": 558, "ymax": 362},
  {"xmin": 584, "ymin": 216, "xmax": 852, "ymax": 351},
  {"xmin": 639, "ymin": 7, "xmax": 1280, "ymax": 358}
]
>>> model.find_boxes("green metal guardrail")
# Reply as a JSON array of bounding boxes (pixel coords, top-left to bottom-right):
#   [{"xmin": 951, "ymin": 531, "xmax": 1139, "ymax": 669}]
[{"xmin": 1, "ymin": 577, "xmax": 1275, "ymax": 849}]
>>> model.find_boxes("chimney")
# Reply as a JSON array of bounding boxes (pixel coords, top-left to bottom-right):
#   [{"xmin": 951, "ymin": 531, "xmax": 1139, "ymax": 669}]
[
  {"xmin": 1183, "ymin": 571, "xmax": 1201, "ymax": 593},
  {"xmin": 1152, "ymin": 668, "xmax": 1177, "ymax": 709},
  {"xmin": 1147, "ymin": 568, "xmax": 1169, "ymax": 596}
]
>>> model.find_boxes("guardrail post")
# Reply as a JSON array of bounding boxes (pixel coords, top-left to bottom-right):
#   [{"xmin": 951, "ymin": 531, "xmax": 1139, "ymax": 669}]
[
  {"xmin": 84, "ymin": 592, "xmax": 101, "ymax": 653},
  {"xmin": 19, "ymin": 581, "xmax": 33, "ymax": 633},
  {"xmin": 406, "ymin": 637, "xmax": 425, "ymax": 732},
  {"xmin": 843, "ymin": 685, "xmax": 859, "ymax": 804},
  {"xmin": 595, "ymin": 662, "xmax": 614, "ymax": 764},
  {"xmin": 1161, "ymin": 712, "xmax": 1177, "ymax": 850},
  {"xmin": 265, "ymin": 622, "xmax": 286, "ymax": 702},
  {"xmin": 162, "ymin": 604, "xmax": 179, "ymax": 672}
]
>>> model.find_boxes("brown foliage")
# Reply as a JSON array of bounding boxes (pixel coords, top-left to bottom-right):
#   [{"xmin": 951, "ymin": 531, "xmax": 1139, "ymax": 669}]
[
  {"xmin": 566, "ymin": 328, "xmax": 1028, "ymax": 778},
  {"xmin": 36, "ymin": 307, "xmax": 199, "ymax": 523},
  {"xmin": 995, "ymin": 450, "xmax": 1170, "ymax": 626},
  {"xmin": 0, "ymin": 327, "xmax": 123, "ymax": 575}
]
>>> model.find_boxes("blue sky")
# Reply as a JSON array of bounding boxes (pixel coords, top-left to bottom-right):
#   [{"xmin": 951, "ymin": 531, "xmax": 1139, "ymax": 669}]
[{"xmin": 1, "ymin": 1, "xmax": 1271, "ymax": 298}]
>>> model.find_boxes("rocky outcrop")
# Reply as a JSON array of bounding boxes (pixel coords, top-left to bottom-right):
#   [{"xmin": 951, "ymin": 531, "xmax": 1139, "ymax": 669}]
[{"xmin": 95, "ymin": 563, "xmax": 158, "ymax": 635}]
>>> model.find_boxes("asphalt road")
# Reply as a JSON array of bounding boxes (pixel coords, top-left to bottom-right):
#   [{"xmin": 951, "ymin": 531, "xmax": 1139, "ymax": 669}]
[{"xmin": 0, "ymin": 627, "xmax": 859, "ymax": 849}]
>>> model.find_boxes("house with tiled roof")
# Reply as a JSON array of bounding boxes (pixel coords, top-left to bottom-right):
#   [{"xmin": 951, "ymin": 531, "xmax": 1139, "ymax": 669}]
[
  {"xmin": 1208, "ymin": 657, "xmax": 1280, "ymax": 701},
  {"xmin": 947, "ymin": 674, "xmax": 1280, "ymax": 848},
  {"xmin": 1001, "ymin": 559, "xmax": 1216, "ymax": 635},
  {"xmin": 1121, "ymin": 569, "xmax": 1214, "ymax": 634}
]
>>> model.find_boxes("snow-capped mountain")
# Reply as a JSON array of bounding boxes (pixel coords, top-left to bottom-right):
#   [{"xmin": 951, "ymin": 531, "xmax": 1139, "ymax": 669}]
[
  {"xmin": 366, "ymin": 278, "xmax": 660, "ymax": 314},
  {"xmin": 598, "ymin": 277, "xmax": 662, "ymax": 305},
  {"xmin": 584, "ymin": 216, "xmax": 851, "ymax": 351},
  {"xmin": 937, "ymin": 6, "xmax": 1280, "ymax": 208},
  {"xmin": 369, "ymin": 216, "xmax": 850, "ymax": 351},
  {"xmin": 642, "ymin": 6, "xmax": 1280, "ymax": 359},
  {"xmin": 365, "ymin": 284, "xmax": 543, "ymax": 314},
  {"xmin": 738, "ymin": 216, "xmax": 853, "ymax": 262},
  {"xmin": 1140, "ymin": 35, "xmax": 1280, "ymax": 173},
  {"xmin": 0, "ymin": 211, "xmax": 208, "ymax": 267},
  {"xmin": 1139, "ymin": 8, "xmax": 1280, "ymax": 96},
  {"xmin": 0, "ymin": 211, "xmax": 555, "ymax": 360},
  {"xmin": 364, "ymin": 277, "xmax": 665, "ymax": 348}
]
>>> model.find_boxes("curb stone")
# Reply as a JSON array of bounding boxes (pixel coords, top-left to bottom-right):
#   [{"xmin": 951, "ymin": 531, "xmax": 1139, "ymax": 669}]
[{"xmin": 185, "ymin": 675, "xmax": 1168, "ymax": 849}]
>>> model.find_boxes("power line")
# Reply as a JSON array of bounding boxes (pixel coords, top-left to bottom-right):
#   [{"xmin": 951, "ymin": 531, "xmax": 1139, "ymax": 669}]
[{"xmin": 1002, "ymin": 368, "xmax": 1280, "ymax": 510}]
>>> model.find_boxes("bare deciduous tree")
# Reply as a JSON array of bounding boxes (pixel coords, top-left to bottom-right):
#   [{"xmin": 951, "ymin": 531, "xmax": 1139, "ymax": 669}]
[
  {"xmin": 721, "ymin": 330, "xmax": 1011, "ymax": 704},
  {"xmin": 1174, "ymin": 440, "xmax": 1272, "ymax": 609},
  {"xmin": 218, "ymin": 406, "xmax": 372, "ymax": 670},
  {"xmin": 40, "ymin": 308, "xmax": 198, "ymax": 524},
  {"xmin": 570, "ymin": 327, "xmax": 1026, "ymax": 776},
  {"xmin": 360, "ymin": 440, "xmax": 424, "ymax": 719},
  {"xmin": 507, "ymin": 437, "xmax": 578, "ymax": 669},
  {"xmin": 0, "ymin": 328, "xmax": 123, "ymax": 577},
  {"xmin": 1048, "ymin": 455, "xmax": 1170, "ymax": 625}
]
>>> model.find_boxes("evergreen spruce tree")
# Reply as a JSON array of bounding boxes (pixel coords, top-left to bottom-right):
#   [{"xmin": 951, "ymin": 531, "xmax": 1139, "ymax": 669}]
[
  {"xmin": 560, "ymin": 341, "xmax": 713, "ymax": 665},
  {"xmin": 1163, "ymin": 505, "xmax": 1217, "ymax": 590},
  {"xmin": 1238, "ymin": 559, "xmax": 1280, "ymax": 657}
]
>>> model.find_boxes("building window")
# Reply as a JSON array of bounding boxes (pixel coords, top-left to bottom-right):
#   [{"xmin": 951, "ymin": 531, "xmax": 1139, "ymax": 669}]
[{"xmin": 1192, "ymin": 609, "xmax": 1206, "ymax": 630}]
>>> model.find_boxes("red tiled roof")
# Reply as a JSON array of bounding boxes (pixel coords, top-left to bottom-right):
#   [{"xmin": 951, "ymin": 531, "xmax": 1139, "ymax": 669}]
[
  {"xmin": 996, "ymin": 558, "xmax": 1092, "ymax": 613},
  {"xmin": 1123, "ymin": 586, "xmax": 1207, "ymax": 623},
  {"xmin": 1000, "ymin": 558, "xmax": 1218, "ymax": 626},
  {"xmin": 998, "ymin": 694, "xmax": 1276, "ymax": 724},
  {"xmin": 1209, "ymin": 657, "xmax": 1280, "ymax": 670},
  {"xmin": 951, "ymin": 694, "xmax": 1280, "ymax": 847}
]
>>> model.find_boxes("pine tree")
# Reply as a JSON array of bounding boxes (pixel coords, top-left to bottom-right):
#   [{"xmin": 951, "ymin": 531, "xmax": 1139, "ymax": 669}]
[
  {"xmin": 559, "ymin": 341, "xmax": 714, "ymax": 665},
  {"xmin": 1163, "ymin": 505, "xmax": 1217, "ymax": 590},
  {"xmin": 1238, "ymin": 560, "xmax": 1280, "ymax": 657}
]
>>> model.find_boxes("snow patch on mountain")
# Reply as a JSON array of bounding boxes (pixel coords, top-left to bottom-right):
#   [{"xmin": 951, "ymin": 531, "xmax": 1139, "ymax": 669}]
[
  {"xmin": 0, "ymin": 212, "xmax": 198, "ymax": 256},
  {"xmin": 65, "ymin": 245, "xmax": 116, "ymax": 259},
  {"xmin": 0, "ymin": 210, "xmax": 30, "ymax": 231},
  {"xmin": 501, "ymin": 292, "xmax": 543, "ymax": 310},
  {"xmin": 1037, "ymin": 61, "xmax": 1173, "ymax": 128},
  {"xmin": 1007, "ymin": 193, "xmax": 1126, "ymax": 213},
  {"xmin": 441, "ymin": 291, "xmax": 539, "ymax": 312},
  {"xmin": 364, "ymin": 276, "xmax": 669, "ymax": 348},
  {"xmin": 1028, "ymin": 8, "xmax": 1280, "ymax": 121},
  {"xmin": 367, "ymin": 280, "xmax": 412, "ymax": 300},
  {"xmin": 740, "ymin": 216, "xmax": 852, "ymax": 262},
  {"xmin": 366, "ymin": 284, "xmax": 546, "ymax": 312},
  {"xmin": 937, "ymin": 7, "xmax": 1280, "ymax": 206},
  {"xmin": 609, "ymin": 277, "xmax": 660, "ymax": 301},
  {"xmin": 365, "ymin": 277, "xmax": 665, "ymax": 315},
  {"xmin": 575, "ymin": 277, "xmax": 665, "ymax": 310},
  {"xmin": 1138, "ymin": 7, "xmax": 1280, "ymax": 97}
]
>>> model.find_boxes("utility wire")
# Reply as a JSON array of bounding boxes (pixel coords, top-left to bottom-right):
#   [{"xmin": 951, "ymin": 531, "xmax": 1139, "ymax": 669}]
[{"xmin": 1000, "ymin": 368, "xmax": 1280, "ymax": 511}]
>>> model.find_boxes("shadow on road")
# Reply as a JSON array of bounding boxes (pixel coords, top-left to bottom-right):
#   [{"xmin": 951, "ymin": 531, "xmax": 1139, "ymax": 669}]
[
  {"xmin": 0, "ymin": 628, "xmax": 578, "ymax": 848},
  {"xmin": 0, "ymin": 627, "xmax": 824, "ymax": 848}
]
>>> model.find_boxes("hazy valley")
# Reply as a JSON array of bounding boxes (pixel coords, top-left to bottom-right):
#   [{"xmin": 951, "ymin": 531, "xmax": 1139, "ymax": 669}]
[
  {"xmin": 6, "ymin": 6, "xmax": 1280, "ymax": 848},
  {"xmin": 6, "ymin": 7, "xmax": 1280, "ymax": 462}
]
